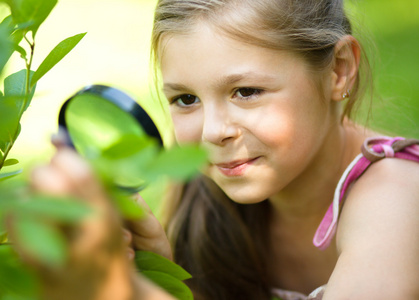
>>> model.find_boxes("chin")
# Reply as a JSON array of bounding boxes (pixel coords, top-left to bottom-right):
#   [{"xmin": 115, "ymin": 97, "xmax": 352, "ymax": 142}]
[
  {"xmin": 209, "ymin": 175, "xmax": 272, "ymax": 205},
  {"xmin": 223, "ymin": 188, "xmax": 268, "ymax": 205}
]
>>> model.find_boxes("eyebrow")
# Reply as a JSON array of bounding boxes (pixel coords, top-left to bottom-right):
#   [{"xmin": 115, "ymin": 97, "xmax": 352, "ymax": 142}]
[
  {"xmin": 162, "ymin": 71, "xmax": 276, "ymax": 93},
  {"xmin": 162, "ymin": 83, "xmax": 190, "ymax": 93},
  {"xmin": 216, "ymin": 72, "xmax": 265, "ymax": 87}
]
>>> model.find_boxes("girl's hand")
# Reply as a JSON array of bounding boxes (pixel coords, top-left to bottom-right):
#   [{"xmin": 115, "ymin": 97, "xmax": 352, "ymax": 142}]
[
  {"xmin": 15, "ymin": 148, "xmax": 174, "ymax": 300},
  {"xmin": 125, "ymin": 194, "xmax": 173, "ymax": 261}
]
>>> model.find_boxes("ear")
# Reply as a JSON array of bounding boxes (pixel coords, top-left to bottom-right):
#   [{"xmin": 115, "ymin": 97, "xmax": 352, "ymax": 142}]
[{"xmin": 330, "ymin": 35, "xmax": 361, "ymax": 101}]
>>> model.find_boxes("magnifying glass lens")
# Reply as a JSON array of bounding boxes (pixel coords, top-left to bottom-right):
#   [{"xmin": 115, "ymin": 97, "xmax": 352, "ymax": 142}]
[
  {"xmin": 65, "ymin": 93, "xmax": 146, "ymax": 159},
  {"xmin": 60, "ymin": 85, "xmax": 163, "ymax": 192}
]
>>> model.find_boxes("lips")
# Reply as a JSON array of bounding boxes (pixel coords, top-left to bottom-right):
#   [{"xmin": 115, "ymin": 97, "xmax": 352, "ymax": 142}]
[{"xmin": 215, "ymin": 157, "xmax": 259, "ymax": 177}]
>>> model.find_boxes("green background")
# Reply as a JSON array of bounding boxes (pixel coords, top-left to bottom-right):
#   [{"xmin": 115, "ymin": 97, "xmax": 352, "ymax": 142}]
[{"xmin": 348, "ymin": 0, "xmax": 419, "ymax": 137}]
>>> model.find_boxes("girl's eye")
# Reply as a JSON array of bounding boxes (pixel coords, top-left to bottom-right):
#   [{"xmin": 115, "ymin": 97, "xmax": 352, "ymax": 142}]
[
  {"xmin": 234, "ymin": 88, "xmax": 262, "ymax": 99},
  {"xmin": 171, "ymin": 94, "xmax": 199, "ymax": 107}
]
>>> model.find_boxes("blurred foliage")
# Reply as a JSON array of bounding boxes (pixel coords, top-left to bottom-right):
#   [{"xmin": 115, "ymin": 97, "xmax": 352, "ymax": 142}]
[
  {"xmin": 0, "ymin": 0, "xmax": 89, "ymax": 298},
  {"xmin": 0, "ymin": 1, "xmax": 205, "ymax": 299},
  {"xmin": 0, "ymin": 0, "xmax": 86, "ymax": 180}
]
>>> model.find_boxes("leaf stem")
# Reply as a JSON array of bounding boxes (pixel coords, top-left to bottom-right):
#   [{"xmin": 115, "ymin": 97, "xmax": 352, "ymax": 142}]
[
  {"xmin": 16, "ymin": 32, "xmax": 35, "ymax": 137},
  {"xmin": 23, "ymin": 33, "xmax": 35, "ymax": 113},
  {"xmin": 0, "ymin": 146, "xmax": 11, "ymax": 170}
]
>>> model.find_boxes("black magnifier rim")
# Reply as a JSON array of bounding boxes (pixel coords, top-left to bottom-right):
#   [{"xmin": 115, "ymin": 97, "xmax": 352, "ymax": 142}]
[
  {"xmin": 58, "ymin": 84, "xmax": 163, "ymax": 147},
  {"xmin": 58, "ymin": 84, "xmax": 163, "ymax": 193}
]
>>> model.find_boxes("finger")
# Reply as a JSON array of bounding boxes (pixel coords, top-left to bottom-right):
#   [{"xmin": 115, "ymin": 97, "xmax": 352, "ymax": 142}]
[
  {"xmin": 43, "ymin": 149, "xmax": 124, "ymax": 258},
  {"xmin": 125, "ymin": 212, "xmax": 163, "ymax": 240},
  {"xmin": 122, "ymin": 228, "xmax": 133, "ymax": 245},
  {"xmin": 49, "ymin": 148, "xmax": 106, "ymax": 205},
  {"xmin": 131, "ymin": 234, "xmax": 172, "ymax": 261},
  {"xmin": 51, "ymin": 131, "xmax": 71, "ymax": 149},
  {"xmin": 127, "ymin": 247, "xmax": 135, "ymax": 261},
  {"xmin": 126, "ymin": 194, "xmax": 161, "ymax": 237},
  {"xmin": 31, "ymin": 165, "xmax": 73, "ymax": 196},
  {"xmin": 30, "ymin": 162, "xmax": 110, "ymax": 259},
  {"xmin": 125, "ymin": 195, "xmax": 173, "ymax": 260},
  {"xmin": 131, "ymin": 193, "xmax": 152, "ymax": 213}
]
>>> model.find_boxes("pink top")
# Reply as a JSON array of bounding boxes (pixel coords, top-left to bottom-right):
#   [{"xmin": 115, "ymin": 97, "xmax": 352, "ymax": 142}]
[
  {"xmin": 272, "ymin": 136, "xmax": 419, "ymax": 300},
  {"xmin": 313, "ymin": 136, "xmax": 419, "ymax": 250}
]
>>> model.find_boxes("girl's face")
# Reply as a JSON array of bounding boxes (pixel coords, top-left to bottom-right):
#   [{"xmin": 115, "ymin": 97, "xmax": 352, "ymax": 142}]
[{"xmin": 160, "ymin": 23, "xmax": 339, "ymax": 204}]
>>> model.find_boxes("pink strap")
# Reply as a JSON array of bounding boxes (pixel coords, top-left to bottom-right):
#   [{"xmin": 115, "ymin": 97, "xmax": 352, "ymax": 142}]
[{"xmin": 313, "ymin": 137, "xmax": 419, "ymax": 250}]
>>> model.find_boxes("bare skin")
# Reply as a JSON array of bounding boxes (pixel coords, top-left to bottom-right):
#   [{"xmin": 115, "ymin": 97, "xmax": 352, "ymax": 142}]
[
  {"xmin": 267, "ymin": 120, "xmax": 377, "ymax": 294},
  {"xmin": 125, "ymin": 194, "xmax": 173, "ymax": 261}
]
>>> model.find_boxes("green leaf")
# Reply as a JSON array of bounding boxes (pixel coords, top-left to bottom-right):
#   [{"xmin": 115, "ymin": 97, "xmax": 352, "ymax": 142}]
[
  {"xmin": 96, "ymin": 138, "xmax": 159, "ymax": 188},
  {"xmin": 4, "ymin": 69, "xmax": 28, "ymax": 96},
  {"xmin": 0, "ymin": 245, "xmax": 38, "ymax": 297},
  {"xmin": 0, "ymin": 96, "xmax": 21, "ymax": 152},
  {"xmin": 4, "ymin": 69, "xmax": 36, "ymax": 111},
  {"xmin": 0, "ymin": 16, "xmax": 13, "ymax": 73},
  {"xmin": 141, "ymin": 270, "xmax": 193, "ymax": 300},
  {"xmin": 0, "ymin": 169, "xmax": 22, "ymax": 181},
  {"xmin": 144, "ymin": 145, "xmax": 207, "ymax": 182},
  {"xmin": 17, "ymin": 195, "xmax": 93, "ymax": 223},
  {"xmin": 101, "ymin": 134, "xmax": 157, "ymax": 160},
  {"xmin": 13, "ymin": 216, "xmax": 67, "ymax": 266},
  {"xmin": 112, "ymin": 192, "xmax": 145, "ymax": 220},
  {"xmin": 3, "ymin": 158, "xmax": 18, "ymax": 166},
  {"xmin": 6, "ymin": 0, "xmax": 57, "ymax": 36},
  {"xmin": 30, "ymin": 32, "xmax": 86, "ymax": 88},
  {"xmin": 10, "ymin": 28, "xmax": 25, "ymax": 45},
  {"xmin": 13, "ymin": 44, "xmax": 26, "ymax": 60},
  {"xmin": 135, "ymin": 251, "xmax": 192, "ymax": 281},
  {"xmin": 0, "ymin": 15, "xmax": 14, "ymax": 29}
]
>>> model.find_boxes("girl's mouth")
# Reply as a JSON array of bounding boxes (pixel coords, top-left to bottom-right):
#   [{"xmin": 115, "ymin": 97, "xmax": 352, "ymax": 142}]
[{"xmin": 215, "ymin": 157, "xmax": 259, "ymax": 177}]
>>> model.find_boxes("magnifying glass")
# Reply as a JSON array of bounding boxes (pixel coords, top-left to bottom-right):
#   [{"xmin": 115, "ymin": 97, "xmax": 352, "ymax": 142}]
[{"xmin": 58, "ymin": 85, "xmax": 163, "ymax": 192}]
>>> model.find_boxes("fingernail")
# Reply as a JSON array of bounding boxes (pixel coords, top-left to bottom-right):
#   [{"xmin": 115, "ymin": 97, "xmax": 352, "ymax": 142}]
[
  {"xmin": 127, "ymin": 250, "xmax": 135, "ymax": 260},
  {"xmin": 52, "ymin": 128, "xmax": 73, "ymax": 148},
  {"xmin": 123, "ymin": 230, "xmax": 131, "ymax": 243}
]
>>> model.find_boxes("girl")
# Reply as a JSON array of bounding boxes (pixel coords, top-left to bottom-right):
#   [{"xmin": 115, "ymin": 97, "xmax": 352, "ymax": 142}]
[
  {"xmin": 22, "ymin": 0, "xmax": 419, "ymax": 299},
  {"xmin": 131, "ymin": 0, "xmax": 419, "ymax": 299}
]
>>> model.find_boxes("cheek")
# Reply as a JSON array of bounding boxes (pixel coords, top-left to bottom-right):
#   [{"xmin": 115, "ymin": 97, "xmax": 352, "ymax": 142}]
[
  {"xmin": 250, "ymin": 96, "xmax": 325, "ymax": 155},
  {"xmin": 171, "ymin": 110, "xmax": 203, "ymax": 144},
  {"xmin": 249, "ymin": 104, "xmax": 297, "ymax": 148}
]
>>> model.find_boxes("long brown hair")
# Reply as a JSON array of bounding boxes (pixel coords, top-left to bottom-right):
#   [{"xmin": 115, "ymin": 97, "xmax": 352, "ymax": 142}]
[
  {"xmin": 152, "ymin": 0, "xmax": 372, "ymax": 299},
  {"xmin": 164, "ymin": 176, "xmax": 271, "ymax": 299}
]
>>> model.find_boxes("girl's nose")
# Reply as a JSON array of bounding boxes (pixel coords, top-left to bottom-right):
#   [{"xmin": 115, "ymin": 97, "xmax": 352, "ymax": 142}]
[{"xmin": 201, "ymin": 103, "xmax": 240, "ymax": 145}]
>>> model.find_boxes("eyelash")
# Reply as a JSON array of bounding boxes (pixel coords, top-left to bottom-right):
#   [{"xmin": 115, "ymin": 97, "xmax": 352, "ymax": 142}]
[
  {"xmin": 169, "ymin": 87, "xmax": 264, "ymax": 107},
  {"xmin": 232, "ymin": 87, "xmax": 263, "ymax": 100},
  {"xmin": 169, "ymin": 94, "xmax": 200, "ymax": 107}
]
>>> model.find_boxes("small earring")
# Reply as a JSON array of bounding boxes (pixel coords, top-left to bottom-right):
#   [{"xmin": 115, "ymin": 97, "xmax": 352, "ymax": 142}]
[{"xmin": 342, "ymin": 89, "xmax": 351, "ymax": 99}]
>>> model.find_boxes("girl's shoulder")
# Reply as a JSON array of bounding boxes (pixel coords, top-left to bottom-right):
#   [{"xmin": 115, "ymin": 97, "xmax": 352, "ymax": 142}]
[
  {"xmin": 327, "ymin": 137, "xmax": 419, "ymax": 299},
  {"xmin": 313, "ymin": 136, "xmax": 419, "ymax": 250},
  {"xmin": 337, "ymin": 136, "xmax": 419, "ymax": 248},
  {"xmin": 338, "ymin": 152, "xmax": 419, "ymax": 241}
]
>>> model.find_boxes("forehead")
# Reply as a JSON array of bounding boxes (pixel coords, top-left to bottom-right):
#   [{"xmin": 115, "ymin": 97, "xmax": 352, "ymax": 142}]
[
  {"xmin": 159, "ymin": 22, "xmax": 302, "ymax": 84},
  {"xmin": 158, "ymin": 22, "xmax": 226, "ymax": 64}
]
